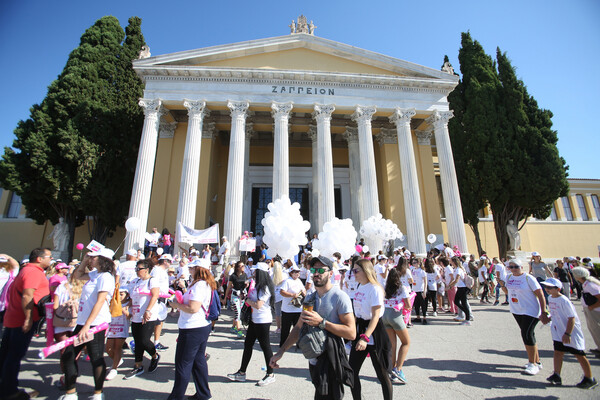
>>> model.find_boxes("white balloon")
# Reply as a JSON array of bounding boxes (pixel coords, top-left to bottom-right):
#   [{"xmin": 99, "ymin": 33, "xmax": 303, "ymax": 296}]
[
  {"xmin": 125, "ymin": 217, "xmax": 141, "ymax": 232},
  {"xmin": 427, "ymin": 234, "xmax": 437, "ymax": 244},
  {"xmin": 156, "ymin": 248, "xmax": 164, "ymax": 255}
]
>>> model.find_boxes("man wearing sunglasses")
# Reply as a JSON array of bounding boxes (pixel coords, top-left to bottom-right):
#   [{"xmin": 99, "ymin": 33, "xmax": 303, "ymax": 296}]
[{"xmin": 270, "ymin": 255, "xmax": 356, "ymax": 399}]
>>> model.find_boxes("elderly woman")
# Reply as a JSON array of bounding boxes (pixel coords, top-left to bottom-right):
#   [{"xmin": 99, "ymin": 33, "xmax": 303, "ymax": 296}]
[
  {"xmin": 572, "ymin": 267, "xmax": 600, "ymax": 356},
  {"xmin": 499, "ymin": 259, "xmax": 549, "ymax": 376},
  {"xmin": 167, "ymin": 258, "xmax": 215, "ymax": 400},
  {"xmin": 529, "ymin": 252, "xmax": 553, "ymax": 297},
  {"xmin": 59, "ymin": 248, "xmax": 116, "ymax": 400}
]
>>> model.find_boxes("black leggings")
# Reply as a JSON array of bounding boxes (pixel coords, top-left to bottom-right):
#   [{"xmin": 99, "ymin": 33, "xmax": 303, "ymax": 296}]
[
  {"xmin": 481, "ymin": 281, "xmax": 489, "ymax": 300},
  {"xmin": 414, "ymin": 292, "xmax": 426, "ymax": 317},
  {"xmin": 513, "ymin": 314, "xmax": 539, "ymax": 346},
  {"xmin": 280, "ymin": 311, "xmax": 301, "ymax": 347},
  {"xmin": 240, "ymin": 321, "xmax": 273, "ymax": 374},
  {"xmin": 426, "ymin": 290, "xmax": 437, "ymax": 312},
  {"xmin": 454, "ymin": 287, "xmax": 470, "ymax": 321},
  {"xmin": 131, "ymin": 320, "xmax": 158, "ymax": 363},
  {"xmin": 61, "ymin": 325, "xmax": 106, "ymax": 391},
  {"xmin": 349, "ymin": 344, "xmax": 392, "ymax": 400}
]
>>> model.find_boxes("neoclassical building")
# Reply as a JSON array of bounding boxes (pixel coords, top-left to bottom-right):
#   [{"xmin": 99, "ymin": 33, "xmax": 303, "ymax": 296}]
[
  {"xmin": 123, "ymin": 23, "xmax": 468, "ymax": 257},
  {"xmin": 1, "ymin": 20, "xmax": 599, "ymax": 261}
]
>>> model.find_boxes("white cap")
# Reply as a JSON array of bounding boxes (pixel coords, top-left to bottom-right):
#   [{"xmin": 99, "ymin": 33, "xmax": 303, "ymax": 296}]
[
  {"xmin": 159, "ymin": 254, "xmax": 173, "ymax": 261},
  {"xmin": 377, "ymin": 255, "xmax": 386, "ymax": 260},
  {"xmin": 531, "ymin": 251, "xmax": 541, "ymax": 257},
  {"xmin": 88, "ymin": 248, "xmax": 115, "ymax": 259},
  {"xmin": 248, "ymin": 257, "xmax": 254, "ymax": 262},
  {"xmin": 126, "ymin": 249, "xmax": 137, "ymax": 257},
  {"xmin": 289, "ymin": 265, "xmax": 300, "ymax": 272}
]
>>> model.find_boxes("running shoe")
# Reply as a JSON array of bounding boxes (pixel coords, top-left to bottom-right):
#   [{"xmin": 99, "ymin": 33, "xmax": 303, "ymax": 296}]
[
  {"xmin": 237, "ymin": 330, "xmax": 245, "ymax": 338},
  {"xmin": 576, "ymin": 376, "xmax": 598, "ymax": 389},
  {"xmin": 502, "ymin": 301, "xmax": 509, "ymax": 305},
  {"xmin": 390, "ymin": 373, "xmax": 401, "ymax": 384},
  {"xmin": 155, "ymin": 343, "xmax": 169, "ymax": 351},
  {"xmin": 105, "ymin": 368, "xmax": 118, "ymax": 381},
  {"xmin": 57, "ymin": 394, "xmax": 78, "ymax": 400},
  {"xmin": 227, "ymin": 371, "xmax": 247, "ymax": 382},
  {"xmin": 433, "ymin": 312, "xmax": 437, "ymax": 317},
  {"xmin": 148, "ymin": 354, "xmax": 160, "ymax": 373},
  {"xmin": 392, "ymin": 368, "xmax": 407, "ymax": 384},
  {"xmin": 88, "ymin": 393, "xmax": 104, "ymax": 400},
  {"xmin": 493, "ymin": 300, "xmax": 499, "ymax": 306},
  {"xmin": 205, "ymin": 353, "xmax": 211, "ymax": 361},
  {"xmin": 546, "ymin": 373, "xmax": 562, "ymax": 386},
  {"xmin": 123, "ymin": 366, "xmax": 144, "ymax": 380},
  {"xmin": 257, "ymin": 374, "xmax": 276, "ymax": 387},
  {"xmin": 524, "ymin": 362, "xmax": 542, "ymax": 370},
  {"xmin": 523, "ymin": 362, "xmax": 540, "ymax": 376},
  {"xmin": 230, "ymin": 327, "xmax": 238, "ymax": 334}
]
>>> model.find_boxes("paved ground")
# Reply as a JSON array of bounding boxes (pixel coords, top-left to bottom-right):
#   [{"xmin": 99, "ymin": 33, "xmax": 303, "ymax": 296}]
[{"xmin": 14, "ymin": 296, "xmax": 600, "ymax": 399}]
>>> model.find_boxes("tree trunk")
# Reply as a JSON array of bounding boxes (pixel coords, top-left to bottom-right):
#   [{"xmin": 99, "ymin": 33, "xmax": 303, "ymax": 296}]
[
  {"xmin": 469, "ymin": 222, "xmax": 485, "ymax": 256},
  {"xmin": 88, "ymin": 215, "xmax": 109, "ymax": 244},
  {"xmin": 64, "ymin": 211, "xmax": 76, "ymax": 262},
  {"xmin": 492, "ymin": 204, "xmax": 526, "ymax": 260}
]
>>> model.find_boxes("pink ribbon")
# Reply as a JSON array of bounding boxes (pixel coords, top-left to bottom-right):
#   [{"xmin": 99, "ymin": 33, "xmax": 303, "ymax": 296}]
[
  {"xmin": 38, "ymin": 322, "xmax": 109, "ymax": 359},
  {"xmin": 45, "ymin": 303, "xmax": 54, "ymax": 347}
]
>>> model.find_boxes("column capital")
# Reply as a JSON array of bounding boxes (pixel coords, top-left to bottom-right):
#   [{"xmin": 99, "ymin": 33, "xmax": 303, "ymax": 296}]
[
  {"xmin": 202, "ymin": 121, "xmax": 216, "ymax": 139},
  {"xmin": 343, "ymin": 126, "xmax": 359, "ymax": 144},
  {"xmin": 271, "ymin": 101, "xmax": 293, "ymax": 119},
  {"xmin": 389, "ymin": 107, "xmax": 416, "ymax": 125},
  {"xmin": 415, "ymin": 127, "xmax": 433, "ymax": 145},
  {"xmin": 351, "ymin": 105, "xmax": 377, "ymax": 123},
  {"xmin": 227, "ymin": 100, "xmax": 250, "ymax": 118},
  {"xmin": 245, "ymin": 123, "xmax": 255, "ymax": 141},
  {"xmin": 183, "ymin": 99, "xmax": 208, "ymax": 117},
  {"xmin": 159, "ymin": 121, "xmax": 177, "ymax": 139},
  {"xmin": 138, "ymin": 98, "xmax": 162, "ymax": 116},
  {"xmin": 376, "ymin": 128, "xmax": 397, "ymax": 145},
  {"xmin": 307, "ymin": 125, "xmax": 318, "ymax": 142},
  {"xmin": 426, "ymin": 110, "xmax": 453, "ymax": 129},
  {"xmin": 312, "ymin": 103, "xmax": 335, "ymax": 122}
]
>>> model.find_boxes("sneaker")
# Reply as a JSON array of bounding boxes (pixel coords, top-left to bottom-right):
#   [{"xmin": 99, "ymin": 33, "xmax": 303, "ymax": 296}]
[
  {"xmin": 148, "ymin": 354, "xmax": 160, "ymax": 373},
  {"xmin": 390, "ymin": 373, "xmax": 401, "ymax": 384},
  {"xmin": 406, "ymin": 323, "xmax": 412, "ymax": 328},
  {"xmin": 88, "ymin": 394, "xmax": 104, "ymax": 400},
  {"xmin": 524, "ymin": 362, "xmax": 540, "ymax": 376},
  {"xmin": 392, "ymin": 368, "xmax": 407, "ymax": 384},
  {"xmin": 237, "ymin": 330, "xmax": 245, "ymax": 338},
  {"xmin": 502, "ymin": 301, "xmax": 509, "ymax": 305},
  {"xmin": 576, "ymin": 376, "xmax": 598, "ymax": 389},
  {"xmin": 433, "ymin": 312, "xmax": 438, "ymax": 317},
  {"xmin": 230, "ymin": 327, "xmax": 238, "ymax": 334},
  {"xmin": 546, "ymin": 373, "xmax": 562, "ymax": 386},
  {"xmin": 422, "ymin": 319, "xmax": 428, "ymax": 325},
  {"xmin": 155, "ymin": 342, "xmax": 169, "ymax": 351},
  {"xmin": 205, "ymin": 353, "xmax": 211, "ymax": 361},
  {"xmin": 493, "ymin": 300, "xmax": 499, "ymax": 306},
  {"xmin": 257, "ymin": 374, "xmax": 276, "ymax": 387},
  {"xmin": 123, "ymin": 366, "xmax": 144, "ymax": 380},
  {"xmin": 524, "ymin": 362, "xmax": 542, "ymax": 370},
  {"xmin": 118, "ymin": 358, "xmax": 124, "ymax": 368},
  {"xmin": 57, "ymin": 394, "xmax": 78, "ymax": 400},
  {"xmin": 105, "ymin": 369, "xmax": 118, "ymax": 381},
  {"xmin": 227, "ymin": 371, "xmax": 247, "ymax": 382}
]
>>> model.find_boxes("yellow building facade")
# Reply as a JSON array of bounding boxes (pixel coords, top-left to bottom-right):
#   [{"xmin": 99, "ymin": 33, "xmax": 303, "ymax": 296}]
[{"xmin": 1, "ymin": 25, "xmax": 599, "ymax": 262}]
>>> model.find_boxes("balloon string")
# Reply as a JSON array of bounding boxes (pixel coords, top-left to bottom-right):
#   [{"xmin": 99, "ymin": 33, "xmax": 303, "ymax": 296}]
[{"xmin": 114, "ymin": 232, "xmax": 128, "ymax": 255}]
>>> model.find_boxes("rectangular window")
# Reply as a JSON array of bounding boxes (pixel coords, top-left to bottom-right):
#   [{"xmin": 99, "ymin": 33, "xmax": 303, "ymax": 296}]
[
  {"xmin": 576, "ymin": 194, "xmax": 589, "ymax": 221},
  {"xmin": 561, "ymin": 196, "xmax": 573, "ymax": 221},
  {"xmin": 549, "ymin": 204, "xmax": 558, "ymax": 221},
  {"xmin": 6, "ymin": 193, "xmax": 22, "ymax": 218},
  {"xmin": 592, "ymin": 194, "xmax": 600, "ymax": 220}
]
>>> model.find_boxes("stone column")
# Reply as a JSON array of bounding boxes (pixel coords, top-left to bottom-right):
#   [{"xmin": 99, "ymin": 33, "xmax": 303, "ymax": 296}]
[
  {"xmin": 176, "ymin": 100, "xmax": 208, "ymax": 234},
  {"xmin": 343, "ymin": 127, "xmax": 362, "ymax": 231},
  {"xmin": 224, "ymin": 101, "xmax": 250, "ymax": 259},
  {"xmin": 427, "ymin": 110, "xmax": 469, "ymax": 254},
  {"xmin": 313, "ymin": 104, "xmax": 336, "ymax": 231},
  {"xmin": 308, "ymin": 125, "xmax": 319, "ymax": 235},
  {"xmin": 390, "ymin": 108, "xmax": 427, "ymax": 256},
  {"xmin": 124, "ymin": 98, "xmax": 163, "ymax": 252},
  {"xmin": 352, "ymin": 106, "xmax": 379, "ymax": 221},
  {"xmin": 242, "ymin": 124, "xmax": 254, "ymax": 233},
  {"xmin": 271, "ymin": 102, "xmax": 293, "ymax": 201}
]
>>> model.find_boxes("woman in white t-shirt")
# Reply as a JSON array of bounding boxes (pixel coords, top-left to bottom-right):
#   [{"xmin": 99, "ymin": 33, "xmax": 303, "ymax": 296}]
[
  {"xmin": 424, "ymin": 258, "xmax": 439, "ymax": 317},
  {"xmin": 124, "ymin": 259, "xmax": 161, "ymax": 380},
  {"xmin": 105, "ymin": 287, "xmax": 130, "ymax": 380},
  {"xmin": 60, "ymin": 250, "xmax": 116, "ymax": 400},
  {"xmin": 572, "ymin": 267, "xmax": 600, "ymax": 355},
  {"xmin": 382, "ymin": 267, "xmax": 411, "ymax": 384},
  {"xmin": 478, "ymin": 258, "xmax": 491, "ymax": 304},
  {"xmin": 350, "ymin": 259, "xmax": 392, "ymax": 400},
  {"xmin": 411, "ymin": 258, "xmax": 428, "ymax": 324},
  {"xmin": 228, "ymin": 264, "xmax": 276, "ymax": 387},
  {"xmin": 278, "ymin": 265, "xmax": 306, "ymax": 347},
  {"xmin": 440, "ymin": 257, "xmax": 457, "ymax": 314},
  {"xmin": 167, "ymin": 260, "xmax": 215, "ymax": 400},
  {"xmin": 498, "ymin": 259, "xmax": 548, "ymax": 376},
  {"xmin": 449, "ymin": 256, "xmax": 472, "ymax": 325}
]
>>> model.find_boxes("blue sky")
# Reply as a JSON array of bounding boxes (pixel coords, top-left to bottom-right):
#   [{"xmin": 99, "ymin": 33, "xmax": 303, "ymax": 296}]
[{"xmin": 1, "ymin": 0, "xmax": 598, "ymax": 179}]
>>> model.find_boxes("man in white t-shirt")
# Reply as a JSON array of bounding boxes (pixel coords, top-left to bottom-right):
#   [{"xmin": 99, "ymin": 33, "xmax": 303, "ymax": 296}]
[
  {"xmin": 117, "ymin": 249, "xmax": 138, "ymax": 287},
  {"xmin": 218, "ymin": 236, "xmax": 230, "ymax": 273}
]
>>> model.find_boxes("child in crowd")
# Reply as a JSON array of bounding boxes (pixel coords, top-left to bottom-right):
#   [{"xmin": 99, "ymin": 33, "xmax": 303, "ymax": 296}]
[
  {"xmin": 541, "ymin": 278, "xmax": 597, "ymax": 389},
  {"xmin": 105, "ymin": 287, "xmax": 131, "ymax": 380}
]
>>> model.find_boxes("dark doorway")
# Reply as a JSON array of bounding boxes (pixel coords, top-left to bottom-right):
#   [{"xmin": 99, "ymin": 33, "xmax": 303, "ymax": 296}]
[{"xmin": 251, "ymin": 187, "xmax": 310, "ymax": 235}]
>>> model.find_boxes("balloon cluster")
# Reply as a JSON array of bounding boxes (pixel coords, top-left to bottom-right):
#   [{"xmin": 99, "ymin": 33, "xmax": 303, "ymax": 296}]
[
  {"xmin": 359, "ymin": 213, "xmax": 404, "ymax": 242},
  {"xmin": 312, "ymin": 218, "xmax": 357, "ymax": 261},
  {"xmin": 261, "ymin": 196, "xmax": 311, "ymax": 260}
]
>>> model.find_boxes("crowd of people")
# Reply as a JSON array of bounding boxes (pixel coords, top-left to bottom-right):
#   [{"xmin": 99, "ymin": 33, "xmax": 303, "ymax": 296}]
[{"xmin": 0, "ymin": 237, "xmax": 599, "ymax": 399}]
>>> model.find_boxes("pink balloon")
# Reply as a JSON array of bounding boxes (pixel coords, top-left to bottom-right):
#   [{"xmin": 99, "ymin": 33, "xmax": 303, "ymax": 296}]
[{"xmin": 76, "ymin": 243, "xmax": 84, "ymax": 250}]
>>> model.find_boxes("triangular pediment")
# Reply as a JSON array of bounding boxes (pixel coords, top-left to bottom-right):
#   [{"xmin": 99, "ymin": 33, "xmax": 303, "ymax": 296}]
[{"xmin": 134, "ymin": 34, "xmax": 456, "ymax": 82}]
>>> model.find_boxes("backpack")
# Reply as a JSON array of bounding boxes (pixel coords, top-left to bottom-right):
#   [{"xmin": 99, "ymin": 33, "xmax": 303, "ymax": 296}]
[{"xmin": 204, "ymin": 290, "xmax": 221, "ymax": 321}]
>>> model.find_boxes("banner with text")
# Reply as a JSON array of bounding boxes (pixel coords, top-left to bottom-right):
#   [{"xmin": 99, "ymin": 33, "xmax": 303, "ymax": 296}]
[{"xmin": 177, "ymin": 222, "xmax": 219, "ymax": 245}]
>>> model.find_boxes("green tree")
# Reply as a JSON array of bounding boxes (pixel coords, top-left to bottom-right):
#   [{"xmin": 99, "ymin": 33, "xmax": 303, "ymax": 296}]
[
  {"xmin": 448, "ymin": 32, "xmax": 568, "ymax": 258},
  {"xmin": 0, "ymin": 16, "xmax": 146, "ymax": 259}
]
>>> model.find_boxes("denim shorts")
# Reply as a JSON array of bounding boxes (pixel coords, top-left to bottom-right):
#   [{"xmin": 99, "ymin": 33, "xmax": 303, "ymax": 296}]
[{"xmin": 381, "ymin": 307, "xmax": 406, "ymax": 331}]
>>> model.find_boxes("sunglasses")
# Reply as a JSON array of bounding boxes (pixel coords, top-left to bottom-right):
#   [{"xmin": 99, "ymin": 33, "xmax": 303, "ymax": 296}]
[
  {"xmin": 310, "ymin": 267, "xmax": 330, "ymax": 274},
  {"xmin": 136, "ymin": 267, "xmax": 148, "ymax": 271},
  {"xmin": 507, "ymin": 265, "xmax": 520, "ymax": 269}
]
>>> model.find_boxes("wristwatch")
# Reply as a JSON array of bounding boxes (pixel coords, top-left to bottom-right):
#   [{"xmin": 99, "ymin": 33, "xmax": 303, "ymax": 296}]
[{"xmin": 319, "ymin": 318, "xmax": 326, "ymax": 330}]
